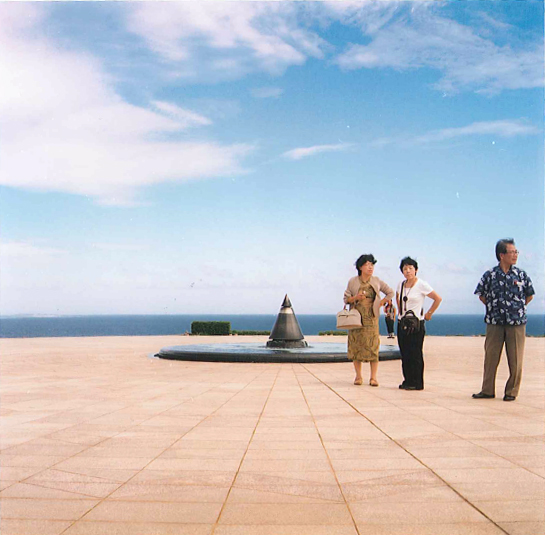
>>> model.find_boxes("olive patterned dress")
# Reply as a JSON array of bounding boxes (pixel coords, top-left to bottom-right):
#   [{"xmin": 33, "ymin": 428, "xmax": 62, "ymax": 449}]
[{"xmin": 347, "ymin": 280, "xmax": 380, "ymax": 362}]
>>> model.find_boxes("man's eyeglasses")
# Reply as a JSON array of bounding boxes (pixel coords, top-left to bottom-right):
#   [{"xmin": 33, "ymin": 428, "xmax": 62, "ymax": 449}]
[{"xmin": 504, "ymin": 250, "xmax": 519, "ymax": 255}]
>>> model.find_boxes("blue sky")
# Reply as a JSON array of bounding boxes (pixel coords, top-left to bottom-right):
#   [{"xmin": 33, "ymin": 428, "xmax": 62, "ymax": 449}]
[{"xmin": 1, "ymin": 1, "xmax": 543, "ymax": 316}]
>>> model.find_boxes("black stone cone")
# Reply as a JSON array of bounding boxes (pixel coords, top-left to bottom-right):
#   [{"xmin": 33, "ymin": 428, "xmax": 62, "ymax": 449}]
[{"xmin": 266, "ymin": 294, "xmax": 308, "ymax": 348}]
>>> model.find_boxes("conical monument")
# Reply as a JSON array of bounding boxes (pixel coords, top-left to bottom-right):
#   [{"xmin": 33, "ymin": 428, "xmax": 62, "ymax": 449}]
[{"xmin": 266, "ymin": 295, "xmax": 308, "ymax": 349}]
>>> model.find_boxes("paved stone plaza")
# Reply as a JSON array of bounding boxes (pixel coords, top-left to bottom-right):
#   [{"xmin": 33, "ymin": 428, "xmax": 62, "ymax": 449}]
[{"xmin": 0, "ymin": 335, "xmax": 543, "ymax": 535}]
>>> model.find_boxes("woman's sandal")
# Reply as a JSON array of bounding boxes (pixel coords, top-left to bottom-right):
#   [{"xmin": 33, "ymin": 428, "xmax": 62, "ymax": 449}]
[
  {"xmin": 354, "ymin": 378, "xmax": 363, "ymax": 385},
  {"xmin": 369, "ymin": 379, "xmax": 379, "ymax": 387}
]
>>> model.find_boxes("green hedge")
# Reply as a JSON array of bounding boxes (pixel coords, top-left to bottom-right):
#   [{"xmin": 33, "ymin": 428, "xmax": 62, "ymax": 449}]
[
  {"xmin": 232, "ymin": 330, "xmax": 271, "ymax": 335},
  {"xmin": 319, "ymin": 330, "xmax": 348, "ymax": 336},
  {"xmin": 191, "ymin": 321, "xmax": 231, "ymax": 335}
]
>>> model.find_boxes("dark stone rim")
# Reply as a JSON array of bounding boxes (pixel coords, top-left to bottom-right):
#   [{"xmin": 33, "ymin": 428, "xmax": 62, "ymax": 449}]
[{"xmin": 155, "ymin": 347, "xmax": 401, "ymax": 363}]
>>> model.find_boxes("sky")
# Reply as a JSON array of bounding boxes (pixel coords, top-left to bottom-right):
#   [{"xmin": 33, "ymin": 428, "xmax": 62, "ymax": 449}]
[{"xmin": 0, "ymin": 0, "xmax": 543, "ymax": 316}]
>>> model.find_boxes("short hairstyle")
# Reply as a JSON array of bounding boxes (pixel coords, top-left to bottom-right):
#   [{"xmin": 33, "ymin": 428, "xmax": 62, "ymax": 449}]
[
  {"xmin": 355, "ymin": 254, "xmax": 377, "ymax": 275},
  {"xmin": 495, "ymin": 238, "xmax": 515, "ymax": 261},
  {"xmin": 399, "ymin": 256, "xmax": 418, "ymax": 273}
]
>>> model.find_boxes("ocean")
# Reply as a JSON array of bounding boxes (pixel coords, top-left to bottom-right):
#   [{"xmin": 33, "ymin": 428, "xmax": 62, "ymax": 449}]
[{"xmin": 0, "ymin": 314, "xmax": 543, "ymax": 338}]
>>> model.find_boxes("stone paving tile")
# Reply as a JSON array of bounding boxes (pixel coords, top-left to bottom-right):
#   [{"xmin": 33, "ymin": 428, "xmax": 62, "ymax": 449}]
[
  {"xmin": 108, "ymin": 483, "xmax": 229, "ymax": 502},
  {"xmin": 451, "ymin": 480, "xmax": 545, "ymax": 501},
  {"xmin": 214, "ymin": 526, "xmax": 358, "ymax": 535},
  {"xmin": 129, "ymin": 468, "xmax": 237, "ymax": 486},
  {"xmin": 498, "ymin": 522, "xmax": 545, "ymax": 535},
  {"xmin": 344, "ymin": 484, "xmax": 463, "ymax": 503},
  {"xmin": 419, "ymin": 455, "xmax": 518, "ymax": 469},
  {"xmin": 63, "ymin": 522, "xmax": 213, "ymax": 534},
  {"xmin": 0, "ymin": 335, "xmax": 543, "ymax": 535},
  {"xmin": 82, "ymin": 501, "xmax": 222, "ymax": 523},
  {"xmin": 219, "ymin": 503, "xmax": 353, "ymax": 525},
  {"xmin": 146, "ymin": 458, "xmax": 241, "ymax": 471},
  {"xmin": 159, "ymin": 448, "xmax": 246, "ymax": 460},
  {"xmin": 226, "ymin": 487, "xmax": 343, "ymax": 504},
  {"xmin": 473, "ymin": 500, "xmax": 545, "ymax": 522},
  {"xmin": 351, "ymin": 501, "xmax": 488, "ymax": 524},
  {"xmin": 1, "ymin": 498, "xmax": 99, "ymax": 520},
  {"xmin": 0, "ymin": 482, "xmax": 112, "ymax": 500},
  {"xmin": 433, "ymin": 467, "xmax": 545, "ymax": 484},
  {"xmin": 0, "ymin": 519, "xmax": 73, "ymax": 535},
  {"xmin": 350, "ymin": 524, "xmax": 505, "ymax": 535}
]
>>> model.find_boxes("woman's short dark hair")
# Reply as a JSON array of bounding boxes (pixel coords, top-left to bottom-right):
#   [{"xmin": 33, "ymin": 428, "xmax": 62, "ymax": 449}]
[
  {"xmin": 355, "ymin": 254, "xmax": 377, "ymax": 275},
  {"xmin": 399, "ymin": 256, "xmax": 418, "ymax": 273},
  {"xmin": 495, "ymin": 238, "xmax": 515, "ymax": 261}
]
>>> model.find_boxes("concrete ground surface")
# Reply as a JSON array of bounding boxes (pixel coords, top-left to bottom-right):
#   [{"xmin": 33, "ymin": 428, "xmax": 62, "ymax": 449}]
[{"xmin": 0, "ymin": 335, "xmax": 543, "ymax": 535}]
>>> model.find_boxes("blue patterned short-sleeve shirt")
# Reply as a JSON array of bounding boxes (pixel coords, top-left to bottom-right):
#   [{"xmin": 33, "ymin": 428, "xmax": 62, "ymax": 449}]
[{"xmin": 474, "ymin": 265, "xmax": 535, "ymax": 325}]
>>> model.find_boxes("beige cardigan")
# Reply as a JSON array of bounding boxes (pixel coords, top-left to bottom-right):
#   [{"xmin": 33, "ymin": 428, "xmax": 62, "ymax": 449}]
[{"xmin": 343, "ymin": 275, "xmax": 395, "ymax": 319}]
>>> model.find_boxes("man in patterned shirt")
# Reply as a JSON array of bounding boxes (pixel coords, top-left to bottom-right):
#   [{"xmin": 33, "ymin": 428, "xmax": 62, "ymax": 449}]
[{"xmin": 472, "ymin": 239, "xmax": 535, "ymax": 402}]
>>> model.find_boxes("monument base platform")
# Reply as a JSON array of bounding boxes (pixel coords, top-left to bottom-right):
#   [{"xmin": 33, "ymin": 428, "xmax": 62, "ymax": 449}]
[{"xmin": 155, "ymin": 342, "xmax": 400, "ymax": 363}]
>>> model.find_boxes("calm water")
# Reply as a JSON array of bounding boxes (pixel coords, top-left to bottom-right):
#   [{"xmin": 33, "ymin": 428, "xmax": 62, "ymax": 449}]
[{"xmin": 0, "ymin": 314, "xmax": 543, "ymax": 338}]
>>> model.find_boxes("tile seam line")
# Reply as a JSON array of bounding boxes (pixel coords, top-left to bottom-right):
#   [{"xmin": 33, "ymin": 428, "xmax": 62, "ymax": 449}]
[
  {"xmin": 300, "ymin": 363, "xmax": 512, "ymax": 535},
  {"xmin": 308, "ymin": 367, "xmax": 545, "ymax": 480},
  {"xmin": 11, "ymin": 373, "xmax": 224, "ymax": 463},
  {"xmin": 15, "ymin": 377, "xmax": 236, "ymax": 491},
  {"xmin": 57, "ymin": 366, "xmax": 274, "ymax": 534},
  {"xmin": 294, "ymin": 363, "xmax": 362, "ymax": 535},
  {"xmin": 210, "ymin": 365, "xmax": 282, "ymax": 535}
]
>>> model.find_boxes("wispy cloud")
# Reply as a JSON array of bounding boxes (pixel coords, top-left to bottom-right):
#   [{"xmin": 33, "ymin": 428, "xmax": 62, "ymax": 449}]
[
  {"xmin": 374, "ymin": 120, "xmax": 539, "ymax": 147},
  {"xmin": 91, "ymin": 243, "xmax": 147, "ymax": 252},
  {"xmin": 124, "ymin": 2, "xmax": 543, "ymax": 94},
  {"xmin": 152, "ymin": 101, "xmax": 212, "ymax": 128},
  {"xmin": 282, "ymin": 143, "xmax": 354, "ymax": 161},
  {"xmin": 250, "ymin": 87, "xmax": 284, "ymax": 99},
  {"xmin": 126, "ymin": 3, "xmax": 327, "ymax": 80},
  {"xmin": 0, "ymin": 4, "xmax": 252, "ymax": 206},
  {"xmin": 333, "ymin": 5, "xmax": 543, "ymax": 94}
]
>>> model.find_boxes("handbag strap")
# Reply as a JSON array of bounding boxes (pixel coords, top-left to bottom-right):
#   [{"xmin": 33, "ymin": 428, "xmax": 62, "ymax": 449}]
[
  {"xmin": 400, "ymin": 280, "xmax": 424, "ymax": 320},
  {"xmin": 400, "ymin": 281, "xmax": 406, "ymax": 316}
]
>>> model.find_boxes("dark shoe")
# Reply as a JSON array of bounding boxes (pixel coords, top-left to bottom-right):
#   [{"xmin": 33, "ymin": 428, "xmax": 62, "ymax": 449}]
[
  {"xmin": 503, "ymin": 395, "xmax": 516, "ymax": 402},
  {"xmin": 472, "ymin": 392, "xmax": 495, "ymax": 399},
  {"xmin": 399, "ymin": 383, "xmax": 407, "ymax": 389},
  {"xmin": 404, "ymin": 385, "xmax": 418, "ymax": 390}
]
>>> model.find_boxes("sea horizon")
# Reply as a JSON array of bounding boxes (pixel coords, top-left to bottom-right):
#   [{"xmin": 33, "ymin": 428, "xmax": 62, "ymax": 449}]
[{"xmin": 1, "ymin": 313, "xmax": 543, "ymax": 339}]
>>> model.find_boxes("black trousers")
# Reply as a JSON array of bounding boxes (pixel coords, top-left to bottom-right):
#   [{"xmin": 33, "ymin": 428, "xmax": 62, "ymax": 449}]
[
  {"xmin": 398, "ymin": 321, "xmax": 426, "ymax": 389},
  {"xmin": 385, "ymin": 317, "xmax": 395, "ymax": 335}
]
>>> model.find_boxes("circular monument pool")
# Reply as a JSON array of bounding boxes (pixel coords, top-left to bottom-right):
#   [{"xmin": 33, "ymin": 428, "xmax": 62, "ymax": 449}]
[{"xmin": 155, "ymin": 342, "xmax": 400, "ymax": 363}]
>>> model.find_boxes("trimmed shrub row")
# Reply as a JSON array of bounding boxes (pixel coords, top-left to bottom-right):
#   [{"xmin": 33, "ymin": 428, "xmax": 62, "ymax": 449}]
[
  {"xmin": 232, "ymin": 330, "xmax": 271, "ymax": 335},
  {"xmin": 318, "ymin": 330, "xmax": 347, "ymax": 336},
  {"xmin": 191, "ymin": 321, "xmax": 231, "ymax": 335}
]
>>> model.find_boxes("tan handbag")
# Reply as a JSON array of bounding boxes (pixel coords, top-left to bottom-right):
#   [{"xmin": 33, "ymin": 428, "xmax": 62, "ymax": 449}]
[{"xmin": 336, "ymin": 306, "xmax": 362, "ymax": 330}]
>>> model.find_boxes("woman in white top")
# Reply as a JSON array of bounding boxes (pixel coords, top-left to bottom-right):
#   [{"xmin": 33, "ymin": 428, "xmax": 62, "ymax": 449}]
[{"xmin": 396, "ymin": 257, "xmax": 442, "ymax": 390}]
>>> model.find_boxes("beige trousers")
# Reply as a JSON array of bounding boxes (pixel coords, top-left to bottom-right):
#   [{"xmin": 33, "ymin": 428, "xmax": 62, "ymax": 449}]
[{"xmin": 481, "ymin": 324, "xmax": 526, "ymax": 397}]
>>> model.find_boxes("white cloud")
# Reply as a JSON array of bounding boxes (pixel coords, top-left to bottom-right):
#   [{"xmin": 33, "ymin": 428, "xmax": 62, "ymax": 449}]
[
  {"xmin": 250, "ymin": 87, "xmax": 284, "ymax": 99},
  {"xmin": 91, "ymin": 243, "xmax": 147, "ymax": 252},
  {"xmin": 282, "ymin": 143, "xmax": 355, "ymax": 161},
  {"xmin": 0, "ymin": 242, "xmax": 66, "ymax": 258},
  {"xmin": 0, "ymin": 4, "xmax": 252, "ymax": 206},
  {"xmin": 333, "ymin": 6, "xmax": 543, "ymax": 94},
  {"xmin": 374, "ymin": 119, "xmax": 539, "ymax": 147},
  {"xmin": 126, "ymin": 2, "xmax": 327, "ymax": 80},
  {"xmin": 124, "ymin": 3, "xmax": 540, "ymax": 94},
  {"xmin": 151, "ymin": 101, "xmax": 212, "ymax": 128}
]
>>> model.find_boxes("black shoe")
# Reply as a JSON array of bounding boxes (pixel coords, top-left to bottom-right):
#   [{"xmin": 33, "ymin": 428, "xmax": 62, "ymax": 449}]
[
  {"xmin": 399, "ymin": 383, "xmax": 407, "ymax": 389},
  {"xmin": 503, "ymin": 395, "xmax": 516, "ymax": 402},
  {"xmin": 404, "ymin": 385, "xmax": 418, "ymax": 390},
  {"xmin": 472, "ymin": 392, "xmax": 495, "ymax": 399}
]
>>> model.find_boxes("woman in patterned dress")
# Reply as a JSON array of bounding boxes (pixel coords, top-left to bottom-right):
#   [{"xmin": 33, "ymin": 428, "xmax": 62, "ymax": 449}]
[{"xmin": 344, "ymin": 254, "xmax": 394, "ymax": 386}]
